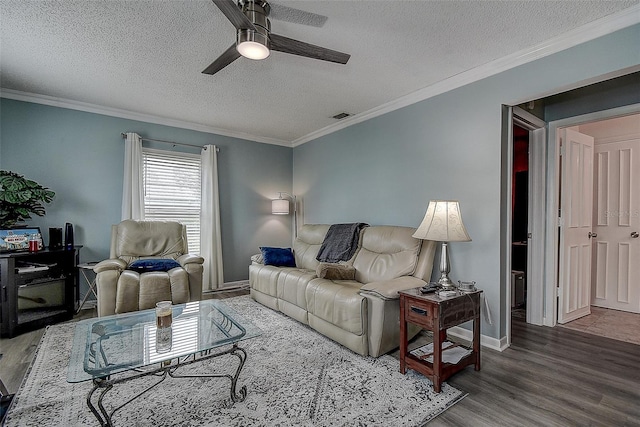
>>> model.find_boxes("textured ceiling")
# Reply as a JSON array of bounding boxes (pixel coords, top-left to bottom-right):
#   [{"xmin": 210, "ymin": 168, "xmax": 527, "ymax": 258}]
[{"xmin": 1, "ymin": 1, "xmax": 638, "ymax": 145}]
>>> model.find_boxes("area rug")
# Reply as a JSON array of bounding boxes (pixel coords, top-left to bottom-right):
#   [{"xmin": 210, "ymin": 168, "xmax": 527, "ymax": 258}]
[{"xmin": 5, "ymin": 296, "xmax": 466, "ymax": 426}]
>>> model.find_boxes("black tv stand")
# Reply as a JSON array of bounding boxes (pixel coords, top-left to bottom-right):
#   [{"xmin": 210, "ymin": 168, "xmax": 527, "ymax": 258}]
[{"xmin": 1, "ymin": 247, "xmax": 80, "ymax": 338}]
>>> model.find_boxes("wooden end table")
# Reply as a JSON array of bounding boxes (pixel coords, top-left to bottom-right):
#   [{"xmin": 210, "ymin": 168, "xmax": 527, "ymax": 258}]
[{"xmin": 399, "ymin": 288, "xmax": 482, "ymax": 392}]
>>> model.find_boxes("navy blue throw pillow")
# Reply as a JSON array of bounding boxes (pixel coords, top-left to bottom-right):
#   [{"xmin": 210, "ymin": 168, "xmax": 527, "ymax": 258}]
[
  {"xmin": 260, "ymin": 247, "xmax": 296, "ymax": 267},
  {"xmin": 128, "ymin": 259, "xmax": 181, "ymax": 273}
]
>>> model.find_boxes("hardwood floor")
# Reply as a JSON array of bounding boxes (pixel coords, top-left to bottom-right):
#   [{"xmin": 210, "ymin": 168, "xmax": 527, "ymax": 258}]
[
  {"xmin": 429, "ymin": 317, "xmax": 640, "ymax": 426},
  {"xmin": 2, "ymin": 290, "xmax": 639, "ymax": 426},
  {"xmin": 0, "ymin": 327, "xmax": 43, "ymax": 395}
]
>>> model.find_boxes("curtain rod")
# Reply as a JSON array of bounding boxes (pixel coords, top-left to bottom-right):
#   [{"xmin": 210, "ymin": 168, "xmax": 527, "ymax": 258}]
[{"xmin": 121, "ymin": 133, "xmax": 219, "ymax": 151}]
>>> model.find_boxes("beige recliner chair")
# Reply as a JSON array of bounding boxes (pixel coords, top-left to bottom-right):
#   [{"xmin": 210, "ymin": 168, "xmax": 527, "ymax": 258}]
[{"xmin": 94, "ymin": 220, "xmax": 204, "ymax": 317}]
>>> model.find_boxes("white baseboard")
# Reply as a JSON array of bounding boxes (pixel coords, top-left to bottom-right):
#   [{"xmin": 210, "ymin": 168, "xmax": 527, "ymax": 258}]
[
  {"xmin": 77, "ymin": 300, "xmax": 97, "ymax": 310},
  {"xmin": 448, "ymin": 326, "xmax": 508, "ymax": 352},
  {"xmin": 205, "ymin": 281, "xmax": 250, "ymax": 293},
  {"xmin": 223, "ymin": 280, "xmax": 249, "ymax": 288}
]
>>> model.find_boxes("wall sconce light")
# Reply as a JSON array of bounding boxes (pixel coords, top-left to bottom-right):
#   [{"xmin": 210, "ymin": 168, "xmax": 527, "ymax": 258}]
[{"xmin": 272, "ymin": 192, "xmax": 298, "ymax": 236}]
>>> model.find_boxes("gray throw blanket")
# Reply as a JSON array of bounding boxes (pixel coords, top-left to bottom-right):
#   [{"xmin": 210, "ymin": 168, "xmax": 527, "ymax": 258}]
[{"xmin": 316, "ymin": 223, "xmax": 368, "ymax": 263}]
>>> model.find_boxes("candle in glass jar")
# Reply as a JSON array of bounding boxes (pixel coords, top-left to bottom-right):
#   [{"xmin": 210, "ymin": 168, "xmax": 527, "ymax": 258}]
[{"xmin": 155, "ymin": 301, "xmax": 172, "ymax": 328}]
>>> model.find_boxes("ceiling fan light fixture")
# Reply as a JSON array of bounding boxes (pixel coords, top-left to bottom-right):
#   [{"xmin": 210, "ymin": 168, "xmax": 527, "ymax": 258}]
[
  {"xmin": 237, "ymin": 40, "xmax": 270, "ymax": 60},
  {"xmin": 237, "ymin": 28, "xmax": 270, "ymax": 60},
  {"xmin": 204, "ymin": 0, "xmax": 350, "ymax": 76}
]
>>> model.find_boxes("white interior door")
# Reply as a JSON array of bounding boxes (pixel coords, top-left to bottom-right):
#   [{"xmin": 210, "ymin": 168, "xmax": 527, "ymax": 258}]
[
  {"xmin": 558, "ymin": 128, "xmax": 595, "ymax": 324},
  {"xmin": 592, "ymin": 137, "xmax": 640, "ymax": 313}
]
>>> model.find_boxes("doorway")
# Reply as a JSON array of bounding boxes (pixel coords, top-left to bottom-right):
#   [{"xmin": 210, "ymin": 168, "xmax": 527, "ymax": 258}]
[
  {"xmin": 507, "ymin": 107, "xmax": 546, "ymax": 335},
  {"xmin": 580, "ymin": 114, "xmax": 640, "ymax": 315},
  {"xmin": 545, "ymin": 104, "xmax": 640, "ymax": 332},
  {"xmin": 554, "ymin": 113, "xmax": 640, "ymax": 344},
  {"xmin": 506, "ymin": 103, "xmax": 640, "ymax": 348},
  {"xmin": 511, "ymin": 125, "xmax": 529, "ymax": 318}
]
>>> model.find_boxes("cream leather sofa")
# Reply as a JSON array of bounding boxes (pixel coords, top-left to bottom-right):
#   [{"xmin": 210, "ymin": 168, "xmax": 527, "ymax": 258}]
[
  {"xmin": 249, "ymin": 224, "xmax": 437, "ymax": 357},
  {"xmin": 94, "ymin": 220, "xmax": 204, "ymax": 317}
]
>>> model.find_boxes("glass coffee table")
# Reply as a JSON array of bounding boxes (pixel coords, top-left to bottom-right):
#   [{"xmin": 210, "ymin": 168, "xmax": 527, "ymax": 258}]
[{"xmin": 67, "ymin": 299, "xmax": 261, "ymax": 426}]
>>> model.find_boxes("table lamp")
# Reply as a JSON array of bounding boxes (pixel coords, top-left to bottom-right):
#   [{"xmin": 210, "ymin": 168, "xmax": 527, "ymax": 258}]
[{"xmin": 412, "ymin": 200, "xmax": 471, "ymax": 289}]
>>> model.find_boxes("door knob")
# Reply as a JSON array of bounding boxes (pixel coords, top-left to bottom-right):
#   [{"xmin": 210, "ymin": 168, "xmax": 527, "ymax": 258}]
[
  {"xmin": 632, "ymin": 232, "xmax": 639, "ymax": 238},
  {"xmin": 588, "ymin": 232, "xmax": 597, "ymax": 238}
]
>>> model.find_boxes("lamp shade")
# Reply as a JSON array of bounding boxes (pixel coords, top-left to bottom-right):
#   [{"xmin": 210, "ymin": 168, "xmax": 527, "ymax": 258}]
[
  {"xmin": 412, "ymin": 200, "xmax": 471, "ymax": 242},
  {"xmin": 272, "ymin": 198, "xmax": 290, "ymax": 215}
]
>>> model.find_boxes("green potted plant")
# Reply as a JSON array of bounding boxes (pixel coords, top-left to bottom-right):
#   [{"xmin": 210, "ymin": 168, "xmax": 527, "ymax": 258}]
[{"xmin": 0, "ymin": 170, "xmax": 55, "ymax": 228}]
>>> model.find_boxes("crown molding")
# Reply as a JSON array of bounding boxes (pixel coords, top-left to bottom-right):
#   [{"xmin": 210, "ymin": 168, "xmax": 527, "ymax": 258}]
[
  {"xmin": 2, "ymin": 4, "xmax": 638, "ymax": 149},
  {"xmin": 0, "ymin": 88, "xmax": 293, "ymax": 148},
  {"xmin": 292, "ymin": 5, "xmax": 640, "ymax": 147}
]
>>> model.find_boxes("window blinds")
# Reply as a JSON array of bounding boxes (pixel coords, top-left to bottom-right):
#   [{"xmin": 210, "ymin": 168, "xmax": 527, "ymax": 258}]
[{"xmin": 142, "ymin": 148, "xmax": 201, "ymax": 254}]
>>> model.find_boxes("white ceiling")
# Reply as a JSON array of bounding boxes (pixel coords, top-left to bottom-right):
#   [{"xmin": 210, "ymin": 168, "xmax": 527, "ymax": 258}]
[{"xmin": 1, "ymin": 1, "xmax": 638, "ymax": 146}]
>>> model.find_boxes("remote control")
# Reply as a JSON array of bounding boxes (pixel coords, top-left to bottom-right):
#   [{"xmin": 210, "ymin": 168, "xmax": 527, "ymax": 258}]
[{"xmin": 420, "ymin": 284, "xmax": 439, "ymax": 294}]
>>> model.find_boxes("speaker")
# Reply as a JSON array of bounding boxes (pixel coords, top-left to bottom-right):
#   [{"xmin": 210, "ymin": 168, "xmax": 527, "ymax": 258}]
[
  {"xmin": 49, "ymin": 227, "xmax": 63, "ymax": 249},
  {"xmin": 64, "ymin": 223, "xmax": 74, "ymax": 250}
]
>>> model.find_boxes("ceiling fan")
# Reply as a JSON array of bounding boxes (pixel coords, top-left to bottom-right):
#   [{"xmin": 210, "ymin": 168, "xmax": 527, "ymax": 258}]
[{"xmin": 203, "ymin": 0, "xmax": 350, "ymax": 75}]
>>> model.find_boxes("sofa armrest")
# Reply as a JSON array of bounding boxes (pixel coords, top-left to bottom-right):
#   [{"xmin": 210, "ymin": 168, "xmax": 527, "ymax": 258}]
[
  {"xmin": 177, "ymin": 253, "xmax": 205, "ymax": 266},
  {"xmin": 93, "ymin": 259, "xmax": 127, "ymax": 273},
  {"xmin": 360, "ymin": 276, "xmax": 426, "ymax": 300}
]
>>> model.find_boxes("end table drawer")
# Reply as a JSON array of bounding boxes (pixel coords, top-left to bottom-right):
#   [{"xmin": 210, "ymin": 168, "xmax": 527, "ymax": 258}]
[
  {"xmin": 404, "ymin": 298, "xmax": 434, "ymax": 328},
  {"xmin": 440, "ymin": 295, "xmax": 479, "ymax": 329}
]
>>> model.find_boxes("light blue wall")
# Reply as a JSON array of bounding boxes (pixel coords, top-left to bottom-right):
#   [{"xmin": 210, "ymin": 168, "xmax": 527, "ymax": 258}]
[
  {"xmin": 0, "ymin": 99, "xmax": 293, "ymax": 292},
  {"xmin": 2, "ymin": 24, "xmax": 638, "ymax": 341},
  {"xmin": 294, "ymin": 25, "xmax": 640, "ymax": 341}
]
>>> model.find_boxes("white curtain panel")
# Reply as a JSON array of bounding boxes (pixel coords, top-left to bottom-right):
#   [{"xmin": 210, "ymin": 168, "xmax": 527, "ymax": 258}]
[
  {"xmin": 200, "ymin": 145, "xmax": 224, "ymax": 290},
  {"xmin": 121, "ymin": 132, "xmax": 145, "ymax": 220}
]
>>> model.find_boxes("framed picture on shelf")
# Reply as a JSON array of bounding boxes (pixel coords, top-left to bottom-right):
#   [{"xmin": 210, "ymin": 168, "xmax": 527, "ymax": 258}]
[{"xmin": 0, "ymin": 227, "xmax": 42, "ymax": 252}]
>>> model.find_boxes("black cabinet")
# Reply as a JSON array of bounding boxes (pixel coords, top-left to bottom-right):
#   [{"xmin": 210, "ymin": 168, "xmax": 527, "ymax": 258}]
[{"xmin": 1, "ymin": 247, "xmax": 80, "ymax": 338}]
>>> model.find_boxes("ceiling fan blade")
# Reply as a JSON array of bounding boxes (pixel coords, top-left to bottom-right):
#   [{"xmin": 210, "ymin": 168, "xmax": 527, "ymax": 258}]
[
  {"xmin": 202, "ymin": 44, "xmax": 241, "ymax": 75},
  {"xmin": 270, "ymin": 34, "xmax": 349, "ymax": 64},
  {"xmin": 212, "ymin": 0, "xmax": 255, "ymax": 30},
  {"xmin": 269, "ymin": 3, "xmax": 328, "ymax": 27}
]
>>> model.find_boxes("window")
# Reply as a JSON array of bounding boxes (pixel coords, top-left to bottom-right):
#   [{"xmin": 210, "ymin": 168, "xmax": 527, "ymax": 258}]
[{"xmin": 142, "ymin": 148, "xmax": 201, "ymax": 254}]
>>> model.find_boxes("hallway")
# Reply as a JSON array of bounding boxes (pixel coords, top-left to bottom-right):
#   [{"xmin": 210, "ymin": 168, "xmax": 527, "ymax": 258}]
[{"xmin": 559, "ymin": 306, "xmax": 640, "ymax": 346}]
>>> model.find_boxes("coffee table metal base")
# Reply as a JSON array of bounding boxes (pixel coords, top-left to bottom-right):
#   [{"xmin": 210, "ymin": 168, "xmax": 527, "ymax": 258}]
[{"xmin": 87, "ymin": 343, "xmax": 248, "ymax": 427}]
